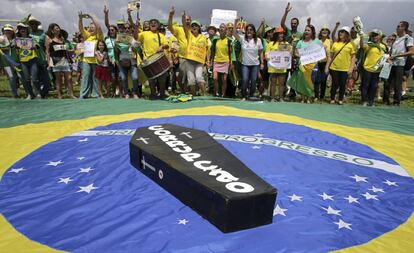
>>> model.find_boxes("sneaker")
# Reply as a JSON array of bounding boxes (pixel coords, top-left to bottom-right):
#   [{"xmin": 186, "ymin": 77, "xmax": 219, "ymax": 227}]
[
  {"xmin": 330, "ymin": 100, "xmax": 335, "ymax": 104},
  {"xmin": 26, "ymin": 95, "xmax": 33, "ymax": 100},
  {"xmin": 133, "ymin": 94, "xmax": 139, "ymax": 99},
  {"xmin": 115, "ymin": 88, "xmax": 120, "ymax": 96},
  {"xmin": 338, "ymin": 100, "xmax": 344, "ymax": 105},
  {"xmin": 362, "ymin": 102, "xmax": 368, "ymax": 107},
  {"xmin": 125, "ymin": 94, "xmax": 130, "ymax": 99}
]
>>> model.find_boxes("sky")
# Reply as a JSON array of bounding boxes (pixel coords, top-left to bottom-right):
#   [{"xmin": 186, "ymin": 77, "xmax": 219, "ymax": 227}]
[{"xmin": 0, "ymin": 0, "xmax": 413, "ymax": 38}]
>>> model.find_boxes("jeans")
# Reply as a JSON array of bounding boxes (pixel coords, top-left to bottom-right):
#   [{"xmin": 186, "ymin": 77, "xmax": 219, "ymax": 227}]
[
  {"xmin": 361, "ymin": 69, "xmax": 379, "ymax": 105},
  {"xmin": 37, "ymin": 62, "xmax": 51, "ymax": 97},
  {"xmin": 241, "ymin": 64, "xmax": 259, "ymax": 98},
  {"xmin": 119, "ymin": 65, "xmax": 139, "ymax": 94},
  {"xmin": 80, "ymin": 62, "xmax": 99, "ymax": 98},
  {"xmin": 20, "ymin": 59, "xmax": 38, "ymax": 97},
  {"xmin": 330, "ymin": 70, "xmax": 348, "ymax": 101},
  {"xmin": 4, "ymin": 66, "xmax": 19, "ymax": 97}
]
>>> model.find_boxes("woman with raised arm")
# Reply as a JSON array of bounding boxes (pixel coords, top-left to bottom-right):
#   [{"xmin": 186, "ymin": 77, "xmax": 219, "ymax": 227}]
[
  {"xmin": 45, "ymin": 23, "xmax": 76, "ymax": 99},
  {"xmin": 181, "ymin": 11, "xmax": 209, "ymax": 96},
  {"xmin": 292, "ymin": 24, "xmax": 325, "ymax": 103},
  {"xmin": 359, "ymin": 29, "xmax": 387, "ymax": 106},
  {"xmin": 233, "ymin": 18, "xmax": 264, "ymax": 100},
  {"xmin": 78, "ymin": 12, "xmax": 104, "ymax": 99}
]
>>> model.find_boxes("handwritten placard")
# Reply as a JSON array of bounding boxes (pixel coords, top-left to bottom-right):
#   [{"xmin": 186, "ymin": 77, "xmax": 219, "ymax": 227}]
[
  {"xmin": 267, "ymin": 51, "xmax": 292, "ymax": 69},
  {"xmin": 83, "ymin": 41, "xmax": 96, "ymax": 58},
  {"xmin": 210, "ymin": 9, "xmax": 237, "ymax": 28},
  {"xmin": 298, "ymin": 42, "xmax": 326, "ymax": 65}
]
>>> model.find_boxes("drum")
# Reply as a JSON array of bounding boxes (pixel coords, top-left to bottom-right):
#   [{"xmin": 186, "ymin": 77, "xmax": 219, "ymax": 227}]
[{"xmin": 141, "ymin": 53, "xmax": 171, "ymax": 80}]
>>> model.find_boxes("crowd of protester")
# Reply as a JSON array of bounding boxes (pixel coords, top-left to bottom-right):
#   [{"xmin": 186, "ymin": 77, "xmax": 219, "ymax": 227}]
[{"xmin": 0, "ymin": 2, "xmax": 413, "ymax": 106}]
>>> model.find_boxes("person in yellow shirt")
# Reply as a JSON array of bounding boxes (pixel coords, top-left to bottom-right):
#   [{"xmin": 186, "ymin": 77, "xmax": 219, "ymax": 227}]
[
  {"xmin": 359, "ymin": 29, "xmax": 387, "ymax": 106},
  {"xmin": 168, "ymin": 6, "xmax": 191, "ymax": 93},
  {"xmin": 265, "ymin": 27, "xmax": 290, "ymax": 101},
  {"xmin": 138, "ymin": 19, "xmax": 169, "ymax": 99},
  {"xmin": 210, "ymin": 23, "xmax": 232, "ymax": 97},
  {"xmin": 14, "ymin": 23, "xmax": 37, "ymax": 99},
  {"xmin": 181, "ymin": 13, "xmax": 209, "ymax": 96},
  {"xmin": 315, "ymin": 26, "xmax": 332, "ymax": 100},
  {"xmin": 78, "ymin": 12, "xmax": 104, "ymax": 99},
  {"xmin": 325, "ymin": 26, "xmax": 356, "ymax": 105}
]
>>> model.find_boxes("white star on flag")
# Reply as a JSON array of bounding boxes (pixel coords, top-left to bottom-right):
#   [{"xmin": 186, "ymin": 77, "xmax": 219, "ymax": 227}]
[
  {"xmin": 362, "ymin": 192, "xmax": 379, "ymax": 200},
  {"xmin": 76, "ymin": 183, "xmax": 99, "ymax": 193},
  {"xmin": 273, "ymin": 204, "xmax": 287, "ymax": 216},
  {"xmin": 319, "ymin": 192, "xmax": 334, "ymax": 201},
  {"xmin": 253, "ymin": 133, "xmax": 264, "ymax": 137},
  {"xmin": 334, "ymin": 219, "xmax": 352, "ymax": 230},
  {"xmin": 361, "ymin": 192, "xmax": 378, "ymax": 200},
  {"xmin": 322, "ymin": 206, "xmax": 342, "ymax": 216},
  {"xmin": 344, "ymin": 195, "xmax": 359, "ymax": 204},
  {"xmin": 76, "ymin": 157, "xmax": 85, "ymax": 160},
  {"xmin": 252, "ymin": 146, "xmax": 261, "ymax": 149},
  {"xmin": 350, "ymin": 174, "xmax": 368, "ymax": 183},
  {"xmin": 58, "ymin": 177, "xmax": 73, "ymax": 184},
  {"xmin": 8, "ymin": 168, "xmax": 26, "ymax": 174},
  {"xmin": 383, "ymin": 180, "xmax": 398, "ymax": 186},
  {"xmin": 178, "ymin": 219, "xmax": 189, "ymax": 225},
  {"xmin": 369, "ymin": 186, "xmax": 385, "ymax": 193},
  {"xmin": 47, "ymin": 161, "xmax": 63, "ymax": 167},
  {"xmin": 78, "ymin": 138, "xmax": 88, "ymax": 142},
  {"xmin": 79, "ymin": 167, "xmax": 93, "ymax": 173},
  {"xmin": 288, "ymin": 194, "xmax": 303, "ymax": 202}
]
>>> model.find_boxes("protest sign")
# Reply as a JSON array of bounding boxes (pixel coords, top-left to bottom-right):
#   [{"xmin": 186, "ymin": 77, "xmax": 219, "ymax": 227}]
[
  {"xmin": 128, "ymin": 0, "xmax": 141, "ymax": 11},
  {"xmin": 267, "ymin": 51, "xmax": 292, "ymax": 69},
  {"xmin": 298, "ymin": 43, "xmax": 326, "ymax": 65},
  {"xmin": 83, "ymin": 41, "xmax": 96, "ymax": 58},
  {"xmin": 210, "ymin": 9, "xmax": 237, "ymax": 28}
]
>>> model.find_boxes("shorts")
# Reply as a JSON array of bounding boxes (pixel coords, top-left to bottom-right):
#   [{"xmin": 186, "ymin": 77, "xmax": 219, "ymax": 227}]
[
  {"xmin": 213, "ymin": 62, "xmax": 230, "ymax": 74},
  {"xmin": 52, "ymin": 58, "xmax": 71, "ymax": 73},
  {"xmin": 186, "ymin": 60, "xmax": 205, "ymax": 86}
]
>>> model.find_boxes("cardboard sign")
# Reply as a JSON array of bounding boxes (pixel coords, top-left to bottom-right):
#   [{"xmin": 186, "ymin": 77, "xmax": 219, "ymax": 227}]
[
  {"xmin": 83, "ymin": 41, "xmax": 96, "ymax": 58},
  {"xmin": 210, "ymin": 9, "xmax": 237, "ymax": 28},
  {"xmin": 379, "ymin": 62, "xmax": 392, "ymax": 79},
  {"xmin": 298, "ymin": 42, "xmax": 326, "ymax": 65},
  {"xmin": 128, "ymin": 0, "xmax": 141, "ymax": 11},
  {"xmin": 267, "ymin": 51, "xmax": 292, "ymax": 69},
  {"xmin": 15, "ymin": 37, "xmax": 33, "ymax": 50}
]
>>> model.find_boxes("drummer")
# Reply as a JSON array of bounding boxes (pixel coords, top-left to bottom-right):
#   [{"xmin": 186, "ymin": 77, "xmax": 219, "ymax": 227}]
[{"xmin": 138, "ymin": 18, "xmax": 169, "ymax": 99}]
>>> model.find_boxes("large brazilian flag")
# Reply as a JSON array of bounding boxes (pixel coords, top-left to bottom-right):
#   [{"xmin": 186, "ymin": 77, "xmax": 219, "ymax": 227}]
[{"xmin": 0, "ymin": 98, "xmax": 413, "ymax": 253}]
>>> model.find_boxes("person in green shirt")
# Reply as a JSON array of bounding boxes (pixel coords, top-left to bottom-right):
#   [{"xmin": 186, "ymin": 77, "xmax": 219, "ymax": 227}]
[
  {"xmin": 14, "ymin": 23, "xmax": 38, "ymax": 99},
  {"xmin": 0, "ymin": 24, "xmax": 20, "ymax": 98},
  {"xmin": 280, "ymin": 2, "xmax": 303, "ymax": 45},
  {"xmin": 28, "ymin": 16, "xmax": 51, "ymax": 98}
]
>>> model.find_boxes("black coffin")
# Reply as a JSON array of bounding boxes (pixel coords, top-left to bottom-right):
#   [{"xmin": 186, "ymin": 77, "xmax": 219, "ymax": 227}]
[{"xmin": 129, "ymin": 124, "xmax": 277, "ymax": 233}]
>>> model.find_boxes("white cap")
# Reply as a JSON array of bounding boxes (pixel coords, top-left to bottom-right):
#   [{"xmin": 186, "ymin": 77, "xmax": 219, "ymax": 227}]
[{"xmin": 339, "ymin": 26, "xmax": 351, "ymax": 34}]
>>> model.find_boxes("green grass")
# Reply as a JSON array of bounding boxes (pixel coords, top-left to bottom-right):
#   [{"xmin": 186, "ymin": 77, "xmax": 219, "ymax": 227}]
[{"xmin": 0, "ymin": 72, "xmax": 413, "ymax": 107}]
